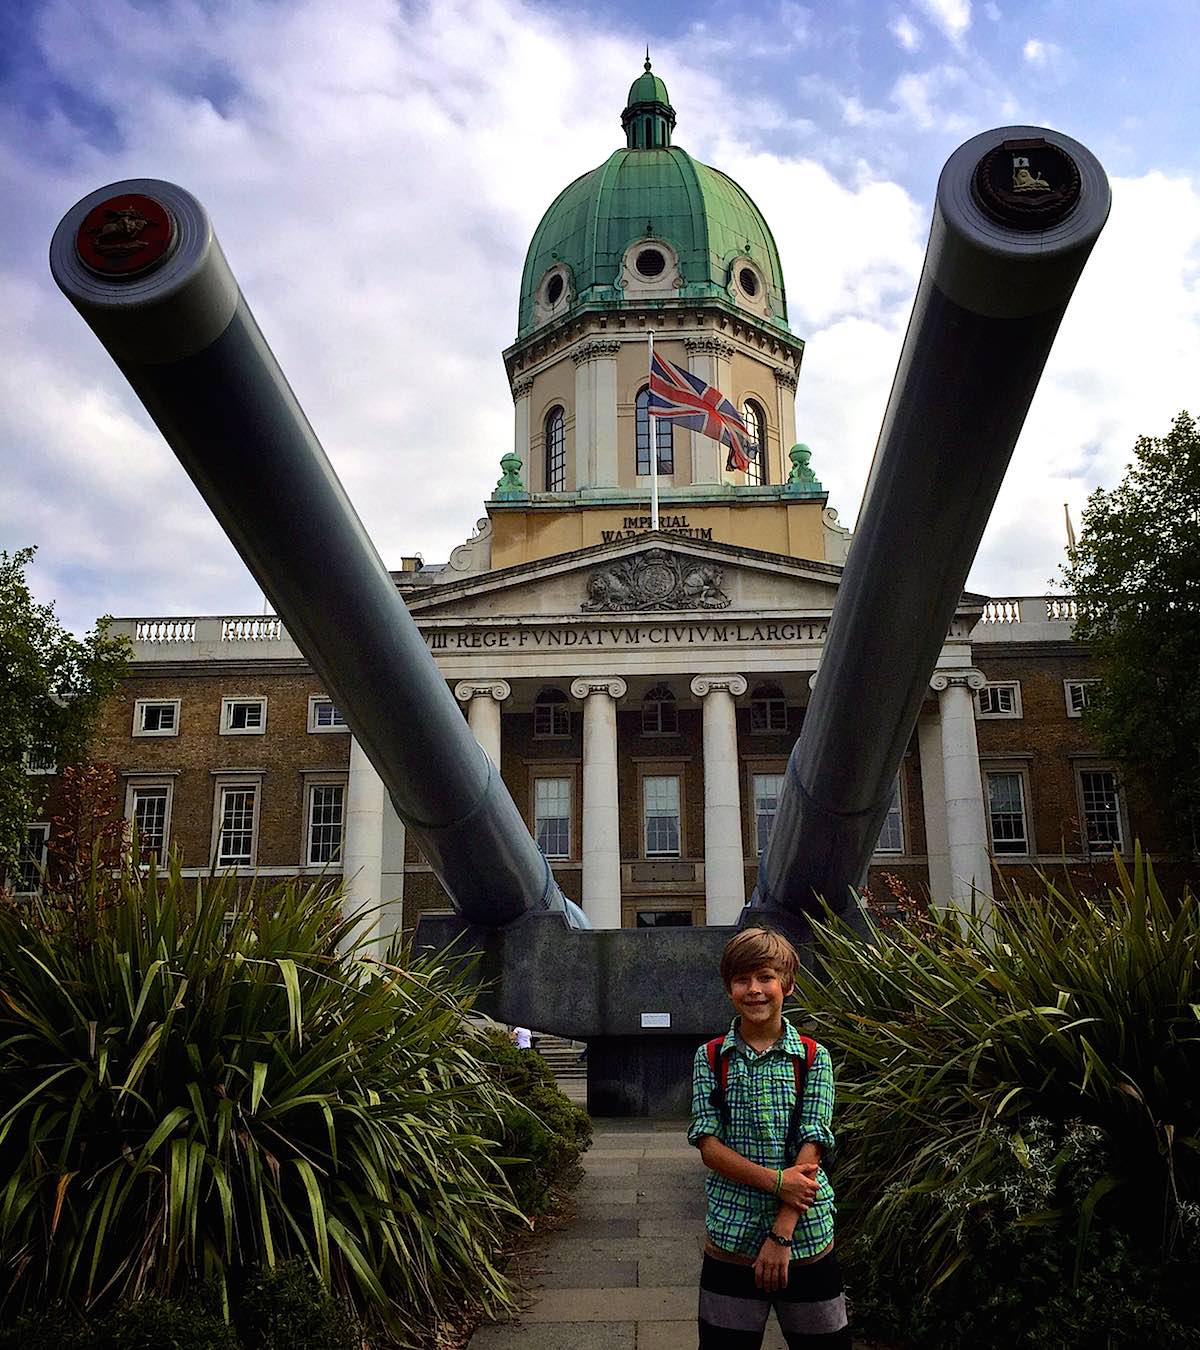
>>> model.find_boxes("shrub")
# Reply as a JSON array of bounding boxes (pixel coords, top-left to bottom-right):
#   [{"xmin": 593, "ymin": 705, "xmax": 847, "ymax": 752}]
[
  {"xmin": 796, "ymin": 850, "xmax": 1200, "ymax": 1349},
  {"xmin": 475, "ymin": 1030, "xmax": 591, "ymax": 1214},
  {"xmin": 95, "ymin": 1293, "xmax": 239, "ymax": 1350},
  {"xmin": 236, "ymin": 1259, "xmax": 358, "ymax": 1350},
  {"xmin": 0, "ymin": 853, "xmax": 532, "ymax": 1344}
]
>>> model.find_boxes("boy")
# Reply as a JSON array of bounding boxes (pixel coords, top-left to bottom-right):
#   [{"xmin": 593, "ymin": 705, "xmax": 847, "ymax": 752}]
[{"xmin": 689, "ymin": 927, "xmax": 850, "ymax": 1348}]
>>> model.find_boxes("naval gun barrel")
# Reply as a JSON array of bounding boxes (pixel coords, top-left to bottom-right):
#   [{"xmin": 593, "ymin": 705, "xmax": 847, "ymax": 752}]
[
  {"xmin": 51, "ymin": 180, "xmax": 579, "ymax": 930},
  {"xmin": 752, "ymin": 126, "xmax": 1110, "ymax": 940}
]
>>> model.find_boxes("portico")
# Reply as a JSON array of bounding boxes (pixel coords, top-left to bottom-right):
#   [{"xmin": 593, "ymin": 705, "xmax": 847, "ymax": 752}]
[{"xmin": 338, "ymin": 531, "xmax": 993, "ymax": 931}]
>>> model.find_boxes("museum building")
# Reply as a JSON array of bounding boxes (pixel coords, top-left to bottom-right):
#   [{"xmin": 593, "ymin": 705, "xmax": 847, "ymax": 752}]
[{"xmin": 16, "ymin": 64, "xmax": 1156, "ymax": 936}]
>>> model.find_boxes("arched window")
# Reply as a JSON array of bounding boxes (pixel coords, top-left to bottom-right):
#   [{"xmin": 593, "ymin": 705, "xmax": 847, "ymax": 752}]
[
  {"xmin": 641, "ymin": 683, "xmax": 678, "ymax": 735},
  {"xmin": 533, "ymin": 687, "xmax": 570, "ymax": 738},
  {"xmin": 741, "ymin": 400, "xmax": 768, "ymax": 486},
  {"xmin": 750, "ymin": 682, "xmax": 787, "ymax": 734},
  {"xmin": 635, "ymin": 386, "xmax": 674, "ymax": 476},
  {"xmin": 544, "ymin": 406, "xmax": 566, "ymax": 492}
]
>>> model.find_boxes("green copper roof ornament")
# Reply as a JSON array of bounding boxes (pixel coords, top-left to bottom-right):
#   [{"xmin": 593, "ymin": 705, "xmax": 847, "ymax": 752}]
[
  {"xmin": 785, "ymin": 443, "xmax": 824, "ymax": 494},
  {"xmin": 493, "ymin": 451, "xmax": 528, "ymax": 501}
]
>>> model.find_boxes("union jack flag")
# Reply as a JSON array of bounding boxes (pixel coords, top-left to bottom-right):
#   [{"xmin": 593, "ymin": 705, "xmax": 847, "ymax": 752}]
[{"xmin": 647, "ymin": 352, "xmax": 759, "ymax": 472}]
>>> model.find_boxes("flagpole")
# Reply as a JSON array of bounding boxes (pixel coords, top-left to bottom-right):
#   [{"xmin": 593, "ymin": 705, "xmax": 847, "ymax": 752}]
[{"xmin": 648, "ymin": 329, "xmax": 660, "ymax": 531}]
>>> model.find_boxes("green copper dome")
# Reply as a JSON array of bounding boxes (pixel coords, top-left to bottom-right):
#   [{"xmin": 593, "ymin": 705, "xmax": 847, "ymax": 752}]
[{"xmin": 515, "ymin": 62, "xmax": 791, "ymax": 341}]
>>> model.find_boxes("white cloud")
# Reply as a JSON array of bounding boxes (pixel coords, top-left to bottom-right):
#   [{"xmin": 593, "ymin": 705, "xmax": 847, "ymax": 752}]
[
  {"xmin": 889, "ymin": 14, "xmax": 922, "ymax": 52},
  {"xmin": 915, "ymin": 0, "xmax": 971, "ymax": 46},
  {"xmin": 1022, "ymin": 37, "xmax": 1061, "ymax": 66},
  {"xmin": 3, "ymin": 0, "xmax": 1198, "ymax": 638}
]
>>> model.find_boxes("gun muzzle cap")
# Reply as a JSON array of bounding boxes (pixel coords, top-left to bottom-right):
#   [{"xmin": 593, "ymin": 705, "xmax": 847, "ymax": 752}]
[
  {"xmin": 75, "ymin": 192, "xmax": 179, "ymax": 278},
  {"xmin": 972, "ymin": 136, "xmax": 1082, "ymax": 230}
]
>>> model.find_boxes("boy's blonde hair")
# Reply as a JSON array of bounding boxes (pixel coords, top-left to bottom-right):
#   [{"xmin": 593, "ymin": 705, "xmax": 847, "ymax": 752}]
[{"xmin": 719, "ymin": 927, "xmax": 800, "ymax": 992}]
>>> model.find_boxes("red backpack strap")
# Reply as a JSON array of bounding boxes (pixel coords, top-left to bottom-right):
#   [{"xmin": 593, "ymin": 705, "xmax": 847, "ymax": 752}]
[
  {"xmin": 785, "ymin": 1037, "xmax": 819, "ymax": 1156},
  {"xmin": 705, "ymin": 1036, "xmax": 731, "ymax": 1132}
]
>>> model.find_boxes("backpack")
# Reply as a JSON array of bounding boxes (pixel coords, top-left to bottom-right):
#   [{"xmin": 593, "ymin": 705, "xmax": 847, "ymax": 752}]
[{"xmin": 705, "ymin": 1032, "xmax": 818, "ymax": 1159}]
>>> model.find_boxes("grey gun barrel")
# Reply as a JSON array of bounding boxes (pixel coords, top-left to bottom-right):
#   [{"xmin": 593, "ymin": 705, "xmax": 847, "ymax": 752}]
[
  {"xmin": 50, "ymin": 180, "xmax": 579, "ymax": 930},
  {"xmin": 751, "ymin": 126, "xmax": 1110, "ymax": 939}
]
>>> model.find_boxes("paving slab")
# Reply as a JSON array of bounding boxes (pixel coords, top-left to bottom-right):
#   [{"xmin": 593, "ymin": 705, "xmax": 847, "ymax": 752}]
[
  {"xmin": 639, "ymin": 1216, "xmax": 707, "ymax": 1239},
  {"xmin": 521, "ymin": 1286, "xmax": 696, "ymax": 1322},
  {"xmin": 638, "ymin": 1319, "xmax": 789, "ymax": 1350},
  {"xmin": 470, "ymin": 1321, "xmax": 634, "ymax": 1349},
  {"xmin": 582, "ymin": 1158, "xmax": 640, "ymax": 1176}
]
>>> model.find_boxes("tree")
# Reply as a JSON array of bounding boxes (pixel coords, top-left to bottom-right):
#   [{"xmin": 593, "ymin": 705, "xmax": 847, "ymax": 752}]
[
  {"xmin": 1062, "ymin": 411, "xmax": 1200, "ymax": 852},
  {"xmin": 0, "ymin": 548, "xmax": 130, "ymax": 872}
]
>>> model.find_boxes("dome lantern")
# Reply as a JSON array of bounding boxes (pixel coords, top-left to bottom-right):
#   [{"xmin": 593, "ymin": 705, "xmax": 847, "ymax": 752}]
[{"xmin": 622, "ymin": 52, "xmax": 675, "ymax": 150}]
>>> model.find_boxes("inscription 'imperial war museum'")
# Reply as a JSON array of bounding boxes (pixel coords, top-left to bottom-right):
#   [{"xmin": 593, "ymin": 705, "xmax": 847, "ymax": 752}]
[
  {"xmin": 424, "ymin": 619, "xmax": 831, "ymax": 651},
  {"xmin": 600, "ymin": 514, "xmax": 713, "ymax": 542}
]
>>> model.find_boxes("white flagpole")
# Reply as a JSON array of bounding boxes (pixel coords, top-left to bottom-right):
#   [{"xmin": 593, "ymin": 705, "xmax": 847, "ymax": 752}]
[{"xmin": 648, "ymin": 329, "xmax": 660, "ymax": 531}]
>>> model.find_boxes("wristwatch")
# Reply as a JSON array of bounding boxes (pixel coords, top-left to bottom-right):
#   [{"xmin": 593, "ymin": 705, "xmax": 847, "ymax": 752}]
[{"xmin": 766, "ymin": 1230, "xmax": 791, "ymax": 1247}]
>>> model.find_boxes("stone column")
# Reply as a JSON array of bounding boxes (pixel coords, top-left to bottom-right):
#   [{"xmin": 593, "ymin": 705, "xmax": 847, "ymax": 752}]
[
  {"xmin": 512, "ymin": 377, "xmax": 533, "ymax": 466},
  {"xmin": 685, "ymin": 338, "xmax": 735, "ymax": 484},
  {"xmin": 454, "ymin": 679, "xmax": 511, "ymax": 767},
  {"xmin": 916, "ymin": 715, "xmax": 952, "ymax": 908},
  {"xmin": 774, "ymin": 366, "xmax": 798, "ymax": 484},
  {"xmin": 929, "ymin": 669, "xmax": 993, "ymax": 919},
  {"xmin": 572, "ymin": 340, "xmax": 621, "ymax": 490},
  {"xmin": 691, "ymin": 674, "xmax": 748, "ymax": 925},
  {"xmin": 342, "ymin": 736, "xmax": 385, "ymax": 952},
  {"xmin": 570, "ymin": 676, "xmax": 627, "ymax": 929}
]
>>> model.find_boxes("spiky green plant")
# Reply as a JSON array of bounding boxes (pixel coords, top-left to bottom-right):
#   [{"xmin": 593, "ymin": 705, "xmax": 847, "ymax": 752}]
[
  {"xmin": 0, "ymin": 853, "xmax": 529, "ymax": 1343},
  {"xmin": 795, "ymin": 849, "xmax": 1200, "ymax": 1345}
]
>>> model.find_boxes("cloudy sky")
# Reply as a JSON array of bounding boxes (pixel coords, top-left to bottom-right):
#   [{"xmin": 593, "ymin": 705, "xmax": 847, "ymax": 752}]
[{"xmin": 3, "ymin": 0, "xmax": 1198, "ymax": 633}]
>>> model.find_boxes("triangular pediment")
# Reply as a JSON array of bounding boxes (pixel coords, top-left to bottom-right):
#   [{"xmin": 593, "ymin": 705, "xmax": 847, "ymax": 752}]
[{"xmin": 405, "ymin": 532, "xmax": 848, "ymax": 622}]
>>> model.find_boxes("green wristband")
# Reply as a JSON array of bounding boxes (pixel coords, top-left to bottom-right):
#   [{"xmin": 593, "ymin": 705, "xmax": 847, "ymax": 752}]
[{"xmin": 772, "ymin": 1168, "xmax": 783, "ymax": 1198}]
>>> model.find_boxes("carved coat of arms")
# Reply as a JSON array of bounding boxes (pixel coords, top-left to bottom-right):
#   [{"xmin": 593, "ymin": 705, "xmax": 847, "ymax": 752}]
[{"xmin": 581, "ymin": 548, "xmax": 730, "ymax": 612}]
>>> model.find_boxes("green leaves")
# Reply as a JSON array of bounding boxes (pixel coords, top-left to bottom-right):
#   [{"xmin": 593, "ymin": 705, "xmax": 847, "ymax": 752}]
[
  {"xmin": 798, "ymin": 855, "xmax": 1200, "ymax": 1319},
  {"xmin": 0, "ymin": 546, "xmax": 131, "ymax": 871},
  {"xmin": 0, "ymin": 854, "xmax": 538, "ymax": 1343},
  {"xmin": 1061, "ymin": 410, "xmax": 1200, "ymax": 852}
]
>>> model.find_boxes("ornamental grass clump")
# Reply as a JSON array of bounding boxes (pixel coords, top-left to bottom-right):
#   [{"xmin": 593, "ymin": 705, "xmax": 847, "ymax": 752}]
[
  {"xmin": 797, "ymin": 850, "xmax": 1200, "ymax": 1349},
  {"xmin": 0, "ymin": 852, "xmax": 533, "ymax": 1343}
]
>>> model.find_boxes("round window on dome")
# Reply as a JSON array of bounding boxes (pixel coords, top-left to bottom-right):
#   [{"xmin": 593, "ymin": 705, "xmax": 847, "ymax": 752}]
[
  {"xmin": 545, "ymin": 273, "xmax": 564, "ymax": 305},
  {"xmin": 636, "ymin": 248, "xmax": 666, "ymax": 278},
  {"xmin": 738, "ymin": 266, "xmax": 759, "ymax": 297}
]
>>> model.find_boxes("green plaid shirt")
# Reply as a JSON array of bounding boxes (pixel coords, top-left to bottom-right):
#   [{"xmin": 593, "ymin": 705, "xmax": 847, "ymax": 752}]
[{"xmin": 688, "ymin": 1017, "xmax": 837, "ymax": 1259}]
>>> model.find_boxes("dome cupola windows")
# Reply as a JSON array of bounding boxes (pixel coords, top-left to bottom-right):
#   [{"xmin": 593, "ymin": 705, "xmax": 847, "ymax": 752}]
[
  {"xmin": 533, "ymin": 262, "xmax": 573, "ymax": 327},
  {"xmin": 621, "ymin": 236, "xmax": 682, "ymax": 300},
  {"xmin": 729, "ymin": 255, "xmax": 771, "ymax": 319}
]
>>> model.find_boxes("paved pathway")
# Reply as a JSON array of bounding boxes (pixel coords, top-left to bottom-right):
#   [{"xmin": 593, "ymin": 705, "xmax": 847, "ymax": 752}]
[{"xmin": 469, "ymin": 1118, "xmax": 797, "ymax": 1350}]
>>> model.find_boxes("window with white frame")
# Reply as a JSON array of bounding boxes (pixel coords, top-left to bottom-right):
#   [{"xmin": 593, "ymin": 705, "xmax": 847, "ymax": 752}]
[
  {"xmin": 9, "ymin": 824, "xmax": 49, "ymax": 895},
  {"xmin": 221, "ymin": 697, "xmax": 266, "ymax": 734},
  {"xmin": 23, "ymin": 745, "xmax": 57, "ymax": 774},
  {"xmin": 741, "ymin": 399, "xmax": 768, "ymax": 486},
  {"xmin": 308, "ymin": 696, "xmax": 348, "ymax": 732},
  {"xmin": 1079, "ymin": 768, "xmax": 1123, "ymax": 851},
  {"xmin": 133, "ymin": 699, "xmax": 180, "ymax": 736},
  {"xmin": 534, "ymin": 777, "xmax": 571, "ymax": 859},
  {"xmin": 643, "ymin": 775, "xmax": 681, "ymax": 857},
  {"xmin": 976, "ymin": 682, "xmax": 1022, "ymax": 719},
  {"xmin": 750, "ymin": 683, "xmax": 788, "ymax": 734},
  {"xmin": 641, "ymin": 684, "xmax": 678, "ymax": 735},
  {"xmin": 986, "ymin": 771, "xmax": 1029, "ymax": 855},
  {"xmin": 306, "ymin": 783, "xmax": 345, "ymax": 865},
  {"xmin": 214, "ymin": 782, "xmax": 259, "ymax": 867},
  {"xmin": 128, "ymin": 782, "xmax": 172, "ymax": 864},
  {"xmin": 1065, "ymin": 680, "xmax": 1099, "ymax": 718},
  {"xmin": 752, "ymin": 772, "xmax": 785, "ymax": 854},
  {"xmin": 533, "ymin": 688, "xmax": 570, "ymax": 738},
  {"xmin": 875, "ymin": 776, "xmax": 904, "ymax": 854}
]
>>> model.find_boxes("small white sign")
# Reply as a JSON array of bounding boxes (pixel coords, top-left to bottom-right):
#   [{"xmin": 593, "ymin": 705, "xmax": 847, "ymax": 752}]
[{"xmin": 640, "ymin": 1012, "xmax": 671, "ymax": 1029}]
